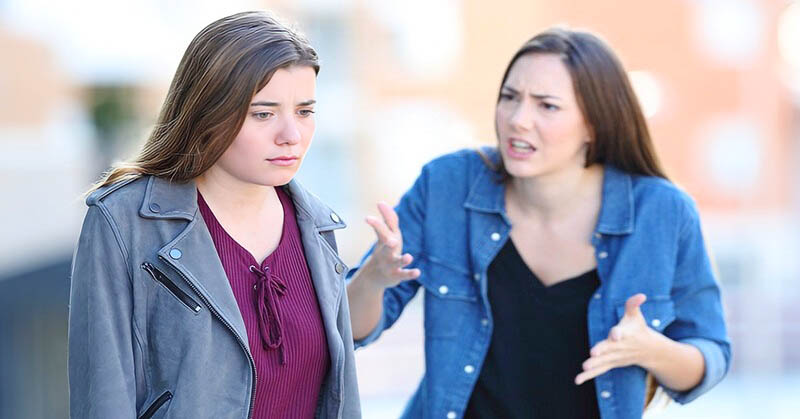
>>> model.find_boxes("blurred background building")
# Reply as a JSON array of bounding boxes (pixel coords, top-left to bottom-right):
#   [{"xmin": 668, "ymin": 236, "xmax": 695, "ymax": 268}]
[{"xmin": 1, "ymin": 0, "xmax": 799, "ymax": 417}]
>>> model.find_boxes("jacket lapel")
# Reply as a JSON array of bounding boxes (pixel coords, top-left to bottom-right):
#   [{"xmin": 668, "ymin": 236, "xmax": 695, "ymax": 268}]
[
  {"xmin": 142, "ymin": 176, "xmax": 250, "ymax": 346},
  {"xmin": 284, "ymin": 180, "xmax": 347, "ymax": 325}
]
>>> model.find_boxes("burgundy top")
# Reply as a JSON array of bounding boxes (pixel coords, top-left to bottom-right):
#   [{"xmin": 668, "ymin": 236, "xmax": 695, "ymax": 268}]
[{"xmin": 198, "ymin": 187, "xmax": 330, "ymax": 419}]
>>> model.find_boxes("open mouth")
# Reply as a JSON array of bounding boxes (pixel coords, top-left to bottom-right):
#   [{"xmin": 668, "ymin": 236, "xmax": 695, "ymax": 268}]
[
  {"xmin": 511, "ymin": 139, "xmax": 535, "ymax": 152},
  {"xmin": 506, "ymin": 138, "xmax": 536, "ymax": 157}
]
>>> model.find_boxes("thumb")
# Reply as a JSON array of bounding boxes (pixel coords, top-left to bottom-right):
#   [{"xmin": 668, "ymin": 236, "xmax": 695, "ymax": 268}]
[{"xmin": 623, "ymin": 293, "xmax": 646, "ymax": 319}]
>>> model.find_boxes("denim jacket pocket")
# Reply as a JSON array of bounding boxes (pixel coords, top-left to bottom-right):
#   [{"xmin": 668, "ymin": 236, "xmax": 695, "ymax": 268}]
[
  {"xmin": 615, "ymin": 295, "xmax": 676, "ymax": 333},
  {"xmin": 419, "ymin": 257, "xmax": 479, "ymax": 338}
]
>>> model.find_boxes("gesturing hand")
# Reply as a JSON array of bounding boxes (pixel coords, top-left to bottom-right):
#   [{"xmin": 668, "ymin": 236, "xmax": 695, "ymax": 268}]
[
  {"xmin": 362, "ymin": 202, "xmax": 420, "ymax": 289},
  {"xmin": 575, "ymin": 293, "xmax": 660, "ymax": 385}
]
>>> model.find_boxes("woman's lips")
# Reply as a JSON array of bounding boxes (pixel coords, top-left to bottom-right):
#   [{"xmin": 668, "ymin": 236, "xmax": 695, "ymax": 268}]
[
  {"xmin": 266, "ymin": 156, "xmax": 298, "ymax": 166},
  {"xmin": 505, "ymin": 138, "xmax": 536, "ymax": 159}
]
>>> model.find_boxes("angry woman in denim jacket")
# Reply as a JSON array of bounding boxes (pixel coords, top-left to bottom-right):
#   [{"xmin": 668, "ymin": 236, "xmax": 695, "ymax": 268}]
[{"xmin": 347, "ymin": 28, "xmax": 730, "ymax": 419}]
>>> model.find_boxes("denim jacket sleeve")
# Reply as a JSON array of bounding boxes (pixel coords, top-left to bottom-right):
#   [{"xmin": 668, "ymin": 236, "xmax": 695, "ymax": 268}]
[
  {"xmin": 349, "ymin": 165, "xmax": 430, "ymax": 348},
  {"xmin": 663, "ymin": 197, "xmax": 731, "ymax": 403},
  {"xmin": 68, "ymin": 204, "xmax": 138, "ymax": 418}
]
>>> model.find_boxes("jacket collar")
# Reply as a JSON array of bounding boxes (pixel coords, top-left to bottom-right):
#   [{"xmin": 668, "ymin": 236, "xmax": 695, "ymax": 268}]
[
  {"xmin": 139, "ymin": 176, "xmax": 346, "ymax": 231},
  {"xmin": 462, "ymin": 148, "xmax": 634, "ymax": 235},
  {"xmin": 463, "ymin": 148, "xmax": 506, "ymax": 215},
  {"xmin": 595, "ymin": 165, "xmax": 634, "ymax": 235},
  {"xmin": 139, "ymin": 176, "xmax": 197, "ymax": 221},
  {"xmin": 284, "ymin": 179, "xmax": 347, "ymax": 232}
]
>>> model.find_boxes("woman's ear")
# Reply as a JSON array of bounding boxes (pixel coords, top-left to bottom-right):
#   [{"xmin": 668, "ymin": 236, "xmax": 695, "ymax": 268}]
[
  {"xmin": 583, "ymin": 126, "xmax": 596, "ymax": 167},
  {"xmin": 584, "ymin": 122, "xmax": 596, "ymax": 144}
]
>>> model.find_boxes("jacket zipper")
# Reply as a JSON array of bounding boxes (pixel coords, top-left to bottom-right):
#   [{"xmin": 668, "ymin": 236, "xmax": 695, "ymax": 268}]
[
  {"xmin": 141, "ymin": 262, "xmax": 202, "ymax": 313},
  {"xmin": 138, "ymin": 390, "xmax": 172, "ymax": 419},
  {"xmin": 158, "ymin": 255, "xmax": 257, "ymax": 419}
]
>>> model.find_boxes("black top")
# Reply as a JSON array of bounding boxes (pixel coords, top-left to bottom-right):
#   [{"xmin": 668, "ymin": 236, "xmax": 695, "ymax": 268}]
[{"xmin": 464, "ymin": 240, "xmax": 601, "ymax": 419}]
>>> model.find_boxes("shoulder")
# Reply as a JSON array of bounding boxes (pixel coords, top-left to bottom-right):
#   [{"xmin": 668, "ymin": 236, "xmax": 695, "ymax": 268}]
[
  {"xmin": 419, "ymin": 146, "xmax": 497, "ymax": 185},
  {"xmin": 84, "ymin": 176, "xmax": 152, "ymax": 233},
  {"xmin": 629, "ymin": 174, "xmax": 700, "ymax": 224},
  {"xmin": 86, "ymin": 175, "xmax": 149, "ymax": 208},
  {"xmin": 78, "ymin": 177, "xmax": 151, "ymax": 260},
  {"xmin": 423, "ymin": 146, "xmax": 494, "ymax": 171}
]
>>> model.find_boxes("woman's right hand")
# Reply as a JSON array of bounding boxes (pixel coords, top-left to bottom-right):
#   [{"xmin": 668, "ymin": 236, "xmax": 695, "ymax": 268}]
[{"xmin": 361, "ymin": 202, "xmax": 421, "ymax": 289}]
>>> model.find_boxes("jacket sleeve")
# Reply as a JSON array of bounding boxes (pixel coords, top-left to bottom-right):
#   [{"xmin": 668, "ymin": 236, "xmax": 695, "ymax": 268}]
[
  {"xmin": 68, "ymin": 204, "xmax": 137, "ymax": 418},
  {"xmin": 348, "ymin": 165, "xmax": 430, "ymax": 348},
  {"xmin": 663, "ymin": 197, "xmax": 731, "ymax": 404}
]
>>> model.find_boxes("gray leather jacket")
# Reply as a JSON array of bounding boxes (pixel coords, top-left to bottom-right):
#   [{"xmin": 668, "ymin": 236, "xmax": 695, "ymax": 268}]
[{"xmin": 68, "ymin": 176, "xmax": 361, "ymax": 419}]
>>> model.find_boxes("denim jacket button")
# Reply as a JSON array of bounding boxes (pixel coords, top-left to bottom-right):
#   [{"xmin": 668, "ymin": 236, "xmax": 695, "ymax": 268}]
[
  {"xmin": 335, "ymin": 263, "xmax": 346, "ymax": 274},
  {"xmin": 600, "ymin": 390, "xmax": 612, "ymax": 399},
  {"xmin": 473, "ymin": 273, "xmax": 480, "ymax": 281},
  {"xmin": 438, "ymin": 285, "xmax": 449, "ymax": 295},
  {"xmin": 447, "ymin": 412, "xmax": 457, "ymax": 419},
  {"xmin": 464, "ymin": 365, "xmax": 475, "ymax": 374},
  {"xmin": 594, "ymin": 232, "xmax": 602, "ymax": 239},
  {"xmin": 169, "ymin": 248, "xmax": 182, "ymax": 260},
  {"xmin": 593, "ymin": 293, "xmax": 601, "ymax": 300},
  {"xmin": 149, "ymin": 203, "xmax": 161, "ymax": 213},
  {"xmin": 597, "ymin": 251, "xmax": 608, "ymax": 259},
  {"xmin": 651, "ymin": 319, "xmax": 661, "ymax": 327},
  {"xmin": 481, "ymin": 318, "xmax": 489, "ymax": 326},
  {"xmin": 490, "ymin": 232, "xmax": 501, "ymax": 241},
  {"xmin": 330, "ymin": 212, "xmax": 341, "ymax": 223}
]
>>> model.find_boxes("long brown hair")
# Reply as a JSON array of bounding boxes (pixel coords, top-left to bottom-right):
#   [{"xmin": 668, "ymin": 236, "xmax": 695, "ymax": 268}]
[
  {"xmin": 87, "ymin": 11, "xmax": 319, "ymax": 194},
  {"xmin": 485, "ymin": 27, "xmax": 667, "ymax": 182}
]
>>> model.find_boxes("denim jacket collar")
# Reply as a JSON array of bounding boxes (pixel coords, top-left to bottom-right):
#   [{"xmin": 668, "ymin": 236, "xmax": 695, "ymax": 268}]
[
  {"xmin": 463, "ymin": 167, "xmax": 506, "ymax": 215},
  {"xmin": 461, "ymin": 148, "xmax": 634, "ymax": 235},
  {"xmin": 463, "ymin": 149, "xmax": 506, "ymax": 216},
  {"xmin": 595, "ymin": 165, "xmax": 634, "ymax": 235},
  {"xmin": 138, "ymin": 176, "xmax": 346, "ymax": 231}
]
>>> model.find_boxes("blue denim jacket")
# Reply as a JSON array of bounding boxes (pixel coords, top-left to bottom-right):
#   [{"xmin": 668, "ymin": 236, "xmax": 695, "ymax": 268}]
[{"xmin": 350, "ymin": 148, "xmax": 730, "ymax": 419}]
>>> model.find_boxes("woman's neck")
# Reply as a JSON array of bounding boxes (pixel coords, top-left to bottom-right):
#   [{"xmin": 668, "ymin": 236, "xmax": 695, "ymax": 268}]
[
  {"xmin": 506, "ymin": 164, "xmax": 604, "ymax": 222},
  {"xmin": 194, "ymin": 168, "xmax": 277, "ymax": 218}
]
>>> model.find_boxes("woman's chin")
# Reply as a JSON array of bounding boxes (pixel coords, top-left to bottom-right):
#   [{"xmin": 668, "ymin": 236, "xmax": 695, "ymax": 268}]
[{"xmin": 503, "ymin": 160, "xmax": 542, "ymax": 179}]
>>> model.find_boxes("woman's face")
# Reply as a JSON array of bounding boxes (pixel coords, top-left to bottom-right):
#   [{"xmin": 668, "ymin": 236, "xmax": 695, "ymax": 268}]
[
  {"xmin": 495, "ymin": 53, "xmax": 592, "ymax": 179},
  {"xmin": 213, "ymin": 65, "xmax": 317, "ymax": 187}
]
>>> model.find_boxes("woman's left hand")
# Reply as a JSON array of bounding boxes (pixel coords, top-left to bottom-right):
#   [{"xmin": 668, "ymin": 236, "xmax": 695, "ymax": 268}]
[{"xmin": 575, "ymin": 293, "xmax": 659, "ymax": 385}]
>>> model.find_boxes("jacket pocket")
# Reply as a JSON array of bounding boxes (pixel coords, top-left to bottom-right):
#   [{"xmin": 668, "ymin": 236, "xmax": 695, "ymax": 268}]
[
  {"xmin": 141, "ymin": 262, "xmax": 202, "ymax": 314},
  {"xmin": 615, "ymin": 295, "xmax": 676, "ymax": 333},
  {"xmin": 420, "ymin": 256, "xmax": 478, "ymax": 302},
  {"xmin": 138, "ymin": 390, "xmax": 172, "ymax": 419},
  {"xmin": 419, "ymin": 257, "xmax": 479, "ymax": 338}
]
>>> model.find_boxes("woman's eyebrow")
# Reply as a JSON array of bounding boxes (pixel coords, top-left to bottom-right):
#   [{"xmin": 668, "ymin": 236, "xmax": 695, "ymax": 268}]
[{"xmin": 250, "ymin": 99, "xmax": 317, "ymax": 106}]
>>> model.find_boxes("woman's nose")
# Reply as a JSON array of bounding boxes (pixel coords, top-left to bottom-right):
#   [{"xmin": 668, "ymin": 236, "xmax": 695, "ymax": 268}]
[{"xmin": 275, "ymin": 117, "xmax": 301, "ymax": 145}]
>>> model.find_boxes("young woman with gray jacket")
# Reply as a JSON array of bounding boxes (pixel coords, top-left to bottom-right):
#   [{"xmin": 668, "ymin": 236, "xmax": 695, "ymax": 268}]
[{"xmin": 68, "ymin": 11, "xmax": 360, "ymax": 419}]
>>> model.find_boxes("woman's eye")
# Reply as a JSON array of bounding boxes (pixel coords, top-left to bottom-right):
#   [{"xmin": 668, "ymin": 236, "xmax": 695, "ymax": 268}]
[
  {"xmin": 253, "ymin": 111, "xmax": 273, "ymax": 120},
  {"xmin": 540, "ymin": 102, "xmax": 559, "ymax": 111},
  {"xmin": 499, "ymin": 93, "xmax": 515, "ymax": 101},
  {"xmin": 298, "ymin": 109, "xmax": 315, "ymax": 117}
]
